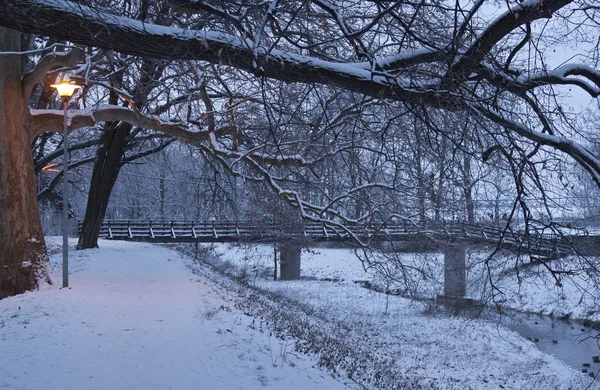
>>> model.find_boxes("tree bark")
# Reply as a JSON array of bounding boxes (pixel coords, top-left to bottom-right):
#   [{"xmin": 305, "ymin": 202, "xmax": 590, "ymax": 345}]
[
  {"xmin": 462, "ymin": 124, "xmax": 475, "ymax": 224},
  {"xmin": 77, "ymin": 121, "xmax": 132, "ymax": 249},
  {"xmin": 0, "ymin": 27, "xmax": 51, "ymax": 299},
  {"xmin": 273, "ymin": 243, "xmax": 277, "ymax": 281},
  {"xmin": 434, "ymin": 137, "xmax": 448, "ymax": 221},
  {"xmin": 413, "ymin": 131, "xmax": 426, "ymax": 222},
  {"xmin": 77, "ymin": 58, "xmax": 164, "ymax": 249}
]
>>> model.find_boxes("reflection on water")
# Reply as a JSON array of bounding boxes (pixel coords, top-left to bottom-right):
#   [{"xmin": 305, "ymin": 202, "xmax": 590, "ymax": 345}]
[{"xmin": 492, "ymin": 310, "xmax": 600, "ymax": 375}]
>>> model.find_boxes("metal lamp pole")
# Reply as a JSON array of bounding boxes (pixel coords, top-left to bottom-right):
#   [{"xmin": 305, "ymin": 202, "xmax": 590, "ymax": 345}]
[
  {"xmin": 61, "ymin": 97, "xmax": 69, "ymax": 288},
  {"xmin": 51, "ymin": 80, "xmax": 80, "ymax": 289}
]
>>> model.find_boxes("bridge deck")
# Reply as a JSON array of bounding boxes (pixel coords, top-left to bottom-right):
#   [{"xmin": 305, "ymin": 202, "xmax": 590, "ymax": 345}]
[{"xmin": 80, "ymin": 219, "xmax": 575, "ymax": 257}]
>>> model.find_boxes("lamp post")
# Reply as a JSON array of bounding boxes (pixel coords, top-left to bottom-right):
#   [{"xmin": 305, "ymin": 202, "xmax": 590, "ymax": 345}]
[{"xmin": 50, "ymin": 81, "xmax": 80, "ymax": 288}]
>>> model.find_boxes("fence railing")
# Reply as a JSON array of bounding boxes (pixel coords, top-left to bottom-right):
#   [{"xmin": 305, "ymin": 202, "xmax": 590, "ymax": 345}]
[{"xmin": 78, "ymin": 219, "xmax": 575, "ymax": 256}]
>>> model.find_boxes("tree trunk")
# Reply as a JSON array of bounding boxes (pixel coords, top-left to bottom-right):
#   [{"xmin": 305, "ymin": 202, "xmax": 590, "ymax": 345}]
[
  {"xmin": 434, "ymin": 137, "xmax": 448, "ymax": 221},
  {"xmin": 77, "ymin": 59, "xmax": 163, "ymax": 249},
  {"xmin": 464, "ymin": 181, "xmax": 475, "ymax": 224},
  {"xmin": 77, "ymin": 121, "xmax": 132, "ymax": 249},
  {"xmin": 273, "ymin": 243, "xmax": 277, "ymax": 281},
  {"xmin": 414, "ymin": 139, "xmax": 426, "ymax": 222},
  {"xmin": 159, "ymin": 172, "xmax": 165, "ymax": 219},
  {"xmin": 0, "ymin": 27, "xmax": 51, "ymax": 299},
  {"xmin": 462, "ymin": 124, "xmax": 475, "ymax": 224}
]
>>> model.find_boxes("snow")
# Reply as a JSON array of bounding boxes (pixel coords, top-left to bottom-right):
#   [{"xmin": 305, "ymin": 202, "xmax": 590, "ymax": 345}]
[
  {"xmin": 0, "ymin": 239, "xmax": 596, "ymax": 389},
  {"xmin": 214, "ymin": 243, "xmax": 600, "ymax": 322},
  {"xmin": 40, "ymin": 0, "xmax": 418, "ymax": 90},
  {"xmin": 515, "ymin": 63, "xmax": 600, "ymax": 97},
  {"xmin": 252, "ymin": 279, "xmax": 585, "ymax": 389},
  {"xmin": 0, "ymin": 238, "xmax": 354, "ymax": 390},
  {"xmin": 487, "ymin": 255, "xmax": 600, "ymax": 321},
  {"xmin": 349, "ymin": 48, "xmax": 438, "ymax": 70},
  {"xmin": 46, "ymin": 0, "xmax": 253, "ymax": 48},
  {"xmin": 208, "ymin": 243, "xmax": 598, "ymax": 388}
]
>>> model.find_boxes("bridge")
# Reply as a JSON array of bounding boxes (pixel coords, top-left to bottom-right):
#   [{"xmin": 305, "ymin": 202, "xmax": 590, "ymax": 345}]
[
  {"xmin": 83, "ymin": 219, "xmax": 583, "ymax": 300},
  {"xmin": 87, "ymin": 219, "xmax": 573, "ymax": 255}
]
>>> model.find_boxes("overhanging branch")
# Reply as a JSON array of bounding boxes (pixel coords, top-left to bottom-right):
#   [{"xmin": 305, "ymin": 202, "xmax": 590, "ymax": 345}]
[
  {"xmin": 0, "ymin": 0, "xmax": 461, "ymax": 107},
  {"xmin": 28, "ymin": 106, "xmax": 308, "ymax": 167},
  {"xmin": 21, "ymin": 47, "xmax": 84, "ymax": 107}
]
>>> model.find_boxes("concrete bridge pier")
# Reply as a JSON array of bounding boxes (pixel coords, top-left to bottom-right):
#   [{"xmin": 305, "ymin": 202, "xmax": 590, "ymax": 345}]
[
  {"xmin": 280, "ymin": 244, "xmax": 301, "ymax": 280},
  {"xmin": 443, "ymin": 245, "xmax": 466, "ymax": 297}
]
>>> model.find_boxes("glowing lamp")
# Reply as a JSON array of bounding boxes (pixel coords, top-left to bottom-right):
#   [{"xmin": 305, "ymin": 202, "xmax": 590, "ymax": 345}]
[{"xmin": 51, "ymin": 81, "xmax": 80, "ymax": 99}]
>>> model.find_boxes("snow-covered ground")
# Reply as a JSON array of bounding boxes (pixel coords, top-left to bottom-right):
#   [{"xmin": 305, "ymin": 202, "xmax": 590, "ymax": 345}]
[
  {"xmin": 245, "ymin": 278, "xmax": 596, "ymax": 389},
  {"xmin": 0, "ymin": 239, "xmax": 597, "ymax": 389},
  {"xmin": 489, "ymin": 255, "xmax": 600, "ymax": 322},
  {"xmin": 212, "ymin": 243, "xmax": 600, "ymax": 322},
  {"xmin": 0, "ymin": 238, "xmax": 355, "ymax": 390}
]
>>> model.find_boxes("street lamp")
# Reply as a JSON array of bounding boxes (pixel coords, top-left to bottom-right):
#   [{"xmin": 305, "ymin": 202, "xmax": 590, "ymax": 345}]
[{"xmin": 50, "ymin": 80, "xmax": 80, "ymax": 288}]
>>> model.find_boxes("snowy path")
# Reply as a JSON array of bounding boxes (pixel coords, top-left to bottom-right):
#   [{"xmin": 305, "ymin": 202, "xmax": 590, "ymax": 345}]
[{"xmin": 0, "ymin": 239, "xmax": 351, "ymax": 390}]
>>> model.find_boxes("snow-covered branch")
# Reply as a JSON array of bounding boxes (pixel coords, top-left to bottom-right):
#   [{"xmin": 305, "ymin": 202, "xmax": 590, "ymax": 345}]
[
  {"xmin": 21, "ymin": 47, "xmax": 84, "ymax": 106},
  {"xmin": 34, "ymin": 137, "xmax": 101, "ymax": 174},
  {"xmin": 27, "ymin": 106, "xmax": 310, "ymax": 168},
  {"xmin": 449, "ymin": 0, "xmax": 572, "ymax": 80},
  {"xmin": 28, "ymin": 106, "xmax": 197, "ymax": 139},
  {"xmin": 472, "ymin": 103, "xmax": 600, "ymax": 186},
  {"xmin": 520, "ymin": 64, "xmax": 600, "ymax": 97},
  {"xmin": 0, "ymin": 0, "xmax": 460, "ymax": 107}
]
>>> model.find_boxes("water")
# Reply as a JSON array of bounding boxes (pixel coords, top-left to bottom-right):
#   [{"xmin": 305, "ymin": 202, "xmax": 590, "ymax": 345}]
[
  {"xmin": 364, "ymin": 288, "xmax": 600, "ymax": 374},
  {"xmin": 491, "ymin": 310, "xmax": 600, "ymax": 374}
]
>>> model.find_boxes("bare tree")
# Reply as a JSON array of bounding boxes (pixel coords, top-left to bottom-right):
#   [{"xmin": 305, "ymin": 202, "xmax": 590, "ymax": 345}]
[{"xmin": 1, "ymin": 0, "xmax": 600, "ymax": 298}]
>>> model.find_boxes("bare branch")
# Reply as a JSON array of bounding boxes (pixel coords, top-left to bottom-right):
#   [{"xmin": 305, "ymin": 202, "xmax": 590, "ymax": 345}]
[
  {"xmin": 28, "ymin": 106, "xmax": 308, "ymax": 167},
  {"xmin": 0, "ymin": 0, "xmax": 463, "ymax": 107},
  {"xmin": 34, "ymin": 137, "xmax": 101, "ymax": 174},
  {"xmin": 21, "ymin": 47, "xmax": 84, "ymax": 106},
  {"xmin": 449, "ymin": 0, "xmax": 571, "ymax": 81},
  {"xmin": 167, "ymin": 0, "xmax": 253, "ymax": 39}
]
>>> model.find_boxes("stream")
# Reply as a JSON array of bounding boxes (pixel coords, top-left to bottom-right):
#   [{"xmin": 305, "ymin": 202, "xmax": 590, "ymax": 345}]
[
  {"xmin": 355, "ymin": 280, "xmax": 600, "ymax": 375},
  {"xmin": 484, "ymin": 309, "xmax": 600, "ymax": 376}
]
